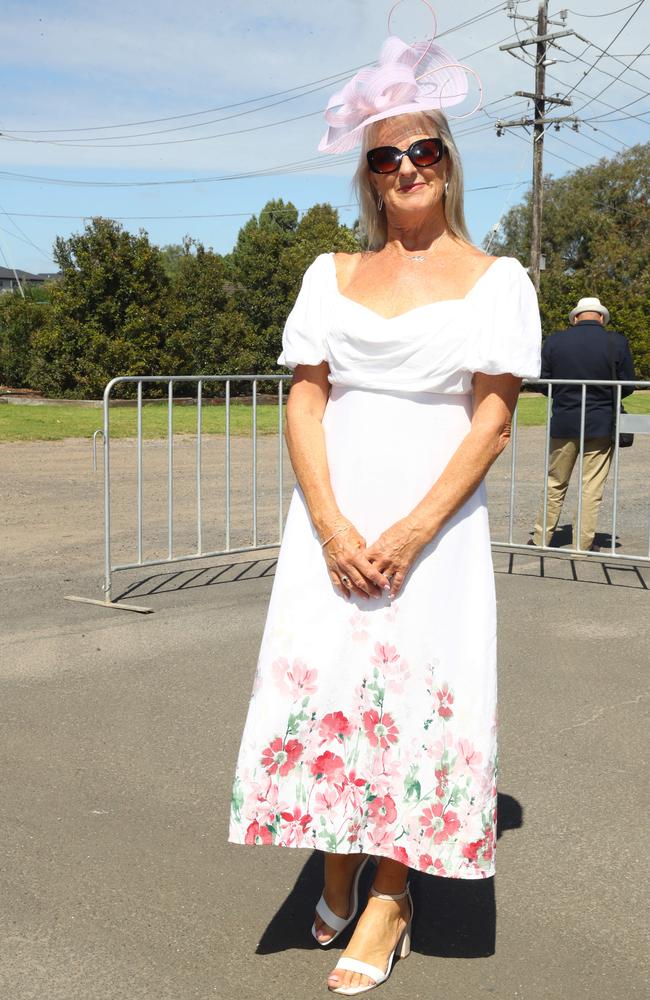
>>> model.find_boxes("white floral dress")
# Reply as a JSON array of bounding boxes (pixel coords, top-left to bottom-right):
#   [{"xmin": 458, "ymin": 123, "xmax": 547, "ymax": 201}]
[{"xmin": 228, "ymin": 253, "xmax": 541, "ymax": 879}]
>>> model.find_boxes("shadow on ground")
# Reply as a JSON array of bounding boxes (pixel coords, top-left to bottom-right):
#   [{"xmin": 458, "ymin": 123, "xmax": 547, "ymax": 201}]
[{"xmin": 255, "ymin": 792, "xmax": 522, "ymax": 960}]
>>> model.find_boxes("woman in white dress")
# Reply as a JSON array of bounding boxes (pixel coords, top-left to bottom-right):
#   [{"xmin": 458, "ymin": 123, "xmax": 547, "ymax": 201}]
[{"xmin": 229, "ymin": 23, "xmax": 541, "ymax": 997}]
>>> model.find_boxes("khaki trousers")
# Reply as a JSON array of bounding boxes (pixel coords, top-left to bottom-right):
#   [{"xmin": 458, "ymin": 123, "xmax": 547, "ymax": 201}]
[{"xmin": 532, "ymin": 436, "xmax": 613, "ymax": 550}]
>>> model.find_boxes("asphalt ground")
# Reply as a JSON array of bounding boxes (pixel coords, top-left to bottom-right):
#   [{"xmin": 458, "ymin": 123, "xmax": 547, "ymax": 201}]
[{"xmin": 1, "ymin": 430, "xmax": 648, "ymax": 1000}]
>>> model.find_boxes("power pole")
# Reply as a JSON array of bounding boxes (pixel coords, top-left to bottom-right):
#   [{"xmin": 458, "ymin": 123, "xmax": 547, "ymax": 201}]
[{"xmin": 497, "ymin": 2, "xmax": 577, "ymax": 291}]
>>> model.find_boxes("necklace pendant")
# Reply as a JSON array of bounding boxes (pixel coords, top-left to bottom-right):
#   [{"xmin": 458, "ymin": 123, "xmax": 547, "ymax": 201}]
[{"xmin": 410, "ymin": 255, "xmax": 426, "ymax": 263}]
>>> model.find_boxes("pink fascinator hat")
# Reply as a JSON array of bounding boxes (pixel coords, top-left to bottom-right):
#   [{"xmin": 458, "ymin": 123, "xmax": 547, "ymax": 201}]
[{"xmin": 318, "ymin": 1, "xmax": 483, "ymax": 155}]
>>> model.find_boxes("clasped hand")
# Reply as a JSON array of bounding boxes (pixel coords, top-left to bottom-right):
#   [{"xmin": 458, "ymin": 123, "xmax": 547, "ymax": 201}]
[{"xmin": 322, "ymin": 517, "xmax": 428, "ymax": 600}]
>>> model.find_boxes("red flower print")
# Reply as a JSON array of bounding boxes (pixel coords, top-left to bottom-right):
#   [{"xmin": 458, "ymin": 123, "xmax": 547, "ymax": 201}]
[
  {"xmin": 392, "ymin": 846, "xmax": 409, "ymax": 866},
  {"xmin": 310, "ymin": 750, "xmax": 345, "ymax": 783},
  {"xmin": 363, "ymin": 709, "xmax": 399, "ymax": 749},
  {"xmin": 319, "ymin": 711, "xmax": 353, "ymax": 744},
  {"xmin": 347, "ymin": 821, "xmax": 362, "ymax": 845},
  {"xmin": 367, "ymin": 794, "xmax": 397, "ymax": 827},
  {"xmin": 461, "ymin": 839, "xmax": 485, "ymax": 862},
  {"xmin": 419, "ymin": 853, "xmax": 434, "ymax": 872},
  {"xmin": 279, "ymin": 807, "xmax": 313, "ymax": 847},
  {"xmin": 436, "ymin": 684, "xmax": 454, "ymax": 719},
  {"xmin": 260, "ymin": 737, "xmax": 303, "ymax": 777},
  {"xmin": 433, "ymin": 858, "xmax": 447, "ymax": 875},
  {"xmin": 435, "ymin": 764, "xmax": 449, "ymax": 799},
  {"xmin": 244, "ymin": 821, "xmax": 273, "ymax": 845},
  {"xmin": 433, "ymin": 809, "xmax": 460, "ymax": 845}
]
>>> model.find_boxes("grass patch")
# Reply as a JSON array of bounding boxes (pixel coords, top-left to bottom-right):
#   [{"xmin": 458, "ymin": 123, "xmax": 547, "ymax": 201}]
[
  {"xmin": 1, "ymin": 392, "xmax": 649, "ymax": 442},
  {"xmin": 516, "ymin": 390, "xmax": 650, "ymax": 426},
  {"xmin": 0, "ymin": 402, "xmax": 281, "ymax": 442}
]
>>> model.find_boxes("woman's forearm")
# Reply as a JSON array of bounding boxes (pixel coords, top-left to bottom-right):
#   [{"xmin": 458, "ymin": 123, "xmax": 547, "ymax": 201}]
[
  {"xmin": 408, "ymin": 424, "xmax": 510, "ymax": 545},
  {"xmin": 285, "ymin": 411, "xmax": 345, "ymax": 540}
]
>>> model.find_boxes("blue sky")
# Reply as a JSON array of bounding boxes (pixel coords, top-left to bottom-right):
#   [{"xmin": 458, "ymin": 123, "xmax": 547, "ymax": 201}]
[{"xmin": 1, "ymin": 0, "xmax": 648, "ymax": 274}]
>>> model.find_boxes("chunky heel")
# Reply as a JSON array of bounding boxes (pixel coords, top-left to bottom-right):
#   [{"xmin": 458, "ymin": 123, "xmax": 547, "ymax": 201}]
[{"xmin": 397, "ymin": 922, "xmax": 411, "ymax": 959}]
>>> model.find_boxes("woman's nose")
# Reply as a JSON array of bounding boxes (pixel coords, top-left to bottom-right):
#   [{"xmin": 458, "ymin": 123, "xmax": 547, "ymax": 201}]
[{"xmin": 398, "ymin": 154, "xmax": 417, "ymax": 179}]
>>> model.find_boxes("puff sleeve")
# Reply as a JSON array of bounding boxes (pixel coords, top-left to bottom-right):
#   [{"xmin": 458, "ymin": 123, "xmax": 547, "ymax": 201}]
[
  {"xmin": 277, "ymin": 254, "xmax": 330, "ymax": 369},
  {"xmin": 470, "ymin": 257, "xmax": 542, "ymax": 379}
]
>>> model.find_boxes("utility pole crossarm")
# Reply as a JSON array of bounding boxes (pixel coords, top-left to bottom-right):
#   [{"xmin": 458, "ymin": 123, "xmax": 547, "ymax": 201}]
[
  {"xmin": 500, "ymin": 29, "xmax": 574, "ymax": 52},
  {"xmin": 514, "ymin": 90, "xmax": 572, "ymax": 106}
]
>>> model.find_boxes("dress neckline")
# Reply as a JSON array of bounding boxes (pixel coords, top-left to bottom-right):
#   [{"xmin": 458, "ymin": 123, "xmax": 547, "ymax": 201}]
[{"xmin": 328, "ymin": 252, "xmax": 508, "ymax": 322}]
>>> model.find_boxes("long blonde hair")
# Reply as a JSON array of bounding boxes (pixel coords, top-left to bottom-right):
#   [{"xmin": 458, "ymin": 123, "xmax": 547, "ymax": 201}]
[{"xmin": 352, "ymin": 110, "xmax": 472, "ymax": 250}]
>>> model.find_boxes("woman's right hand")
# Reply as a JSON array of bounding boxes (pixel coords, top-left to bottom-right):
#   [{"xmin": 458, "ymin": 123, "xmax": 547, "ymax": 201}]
[{"xmin": 321, "ymin": 521, "xmax": 391, "ymax": 600}]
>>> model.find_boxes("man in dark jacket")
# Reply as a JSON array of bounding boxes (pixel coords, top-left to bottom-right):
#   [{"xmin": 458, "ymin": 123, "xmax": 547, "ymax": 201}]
[{"xmin": 530, "ymin": 296, "xmax": 635, "ymax": 551}]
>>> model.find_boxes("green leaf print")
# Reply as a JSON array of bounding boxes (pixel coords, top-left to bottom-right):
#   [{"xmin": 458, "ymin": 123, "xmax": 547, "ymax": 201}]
[{"xmin": 231, "ymin": 778, "xmax": 244, "ymax": 822}]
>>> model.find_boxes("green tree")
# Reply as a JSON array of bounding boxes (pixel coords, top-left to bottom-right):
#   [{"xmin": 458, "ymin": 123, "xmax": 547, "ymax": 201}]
[
  {"xmin": 29, "ymin": 217, "xmax": 170, "ymax": 397},
  {"xmin": 163, "ymin": 237, "xmax": 232, "ymax": 384},
  {"xmin": 0, "ymin": 289, "xmax": 49, "ymax": 387},
  {"xmin": 486, "ymin": 143, "xmax": 649, "ymax": 374}
]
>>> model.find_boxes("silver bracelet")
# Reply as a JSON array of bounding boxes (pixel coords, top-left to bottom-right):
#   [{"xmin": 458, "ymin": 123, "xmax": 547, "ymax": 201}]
[{"xmin": 321, "ymin": 525, "xmax": 350, "ymax": 548}]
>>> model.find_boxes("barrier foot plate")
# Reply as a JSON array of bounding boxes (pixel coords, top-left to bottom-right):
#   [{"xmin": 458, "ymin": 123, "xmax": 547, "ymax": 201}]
[{"xmin": 64, "ymin": 596, "xmax": 154, "ymax": 614}]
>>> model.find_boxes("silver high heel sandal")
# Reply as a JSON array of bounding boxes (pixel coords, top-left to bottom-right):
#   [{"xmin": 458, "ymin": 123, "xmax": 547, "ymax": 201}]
[
  {"xmin": 312, "ymin": 855, "xmax": 370, "ymax": 947},
  {"xmin": 327, "ymin": 884, "xmax": 413, "ymax": 995}
]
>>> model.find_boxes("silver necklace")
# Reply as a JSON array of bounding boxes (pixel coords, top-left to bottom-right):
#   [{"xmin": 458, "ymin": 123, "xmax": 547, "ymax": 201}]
[{"xmin": 387, "ymin": 233, "xmax": 447, "ymax": 263}]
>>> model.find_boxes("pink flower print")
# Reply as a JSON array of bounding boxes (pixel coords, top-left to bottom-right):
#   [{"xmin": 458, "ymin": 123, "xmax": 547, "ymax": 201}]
[
  {"xmin": 339, "ymin": 771, "xmax": 367, "ymax": 812},
  {"xmin": 420, "ymin": 804, "xmax": 441, "ymax": 839},
  {"xmin": 314, "ymin": 784, "xmax": 342, "ymax": 814},
  {"xmin": 371, "ymin": 642, "xmax": 400, "ymax": 671},
  {"xmin": 368, "ymin": 753, "xmax": 402, "ymax": 797},
  {"xmin": 433, "ymin": 809, "xmax": 460, "ymax": 845},
  {"xmin": 436, "ymin": 684, "xmax": 454, "ymax": 719},
  {"xmin": 367, "ymin": 826, "xmax": 393, "ymax": 852},
  {"xmin": 454, "ymin": 738, "xmax": 484, "ymax": 780},
  {"xmin": 244, "ymin": 820, "xmax": 273, "ymax": 845},
  {"xmin": 253, "ymin": 783, "xmax": 288, "ymax": 826},
  {"xmin": 310, "ymin": 750, "xmax": 345, "ymax": 784},
  {"xmin": 347, "ymin": 821, "xmax": 362, "ymax": 846},
  {"xmin": 392, "ymin": 846, "xmax": 410, "ymax": 866},
  {"xmin": 363, "ymin": 710, "xmax": 399, "ymax": 750},
  {"xmin": 367, "ymin": 794, "xmax": 397, "ymax": 827},
  {"xmin": 271, "ymin": 657, "xmax": 318, "ymax": 699},
  {"xmin": 260, "ymin": 737, "xmax": 303, "ymax": 777},
  {"xmin": 350, "ymin": 610, "xmax": 369, "ymax": 641},
  {"xmin": 386, "ymin": 658, "xmax": 411, "ymax": 695},
  {"xmin": 419, "ymin": 852, "xmax": 434, "ymax": 872},
  {"xmin": 279, "ymin": 807, "xmax": 313, "ymax": 847},
  {"xmin": 319, "ymin": 711, "xmax": 353, "ymax": 745}
]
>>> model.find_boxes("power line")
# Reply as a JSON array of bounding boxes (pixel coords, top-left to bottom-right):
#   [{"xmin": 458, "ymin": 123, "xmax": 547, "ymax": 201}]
[
  {"xmin": 1, "ymin": 4, "xmax": 509, "ymax": 140},
  {"xmin": 558, "ymin": 0, "xmax": 647, "ymax": 102},
  {"xmin": 558, "ymin": 3, "xmax": 643, "ymax": 17}
]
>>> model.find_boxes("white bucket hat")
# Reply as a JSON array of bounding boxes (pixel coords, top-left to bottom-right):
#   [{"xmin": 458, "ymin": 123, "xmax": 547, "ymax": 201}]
[{"xmin": 569, "ymin": 297, "xmax": 610, "ymax": 325}]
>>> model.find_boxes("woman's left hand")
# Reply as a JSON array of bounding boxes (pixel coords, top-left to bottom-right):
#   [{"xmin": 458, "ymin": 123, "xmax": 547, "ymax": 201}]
[{"xmin": 364, "ymin": 517, "xmax": 430, "ymax": 599}]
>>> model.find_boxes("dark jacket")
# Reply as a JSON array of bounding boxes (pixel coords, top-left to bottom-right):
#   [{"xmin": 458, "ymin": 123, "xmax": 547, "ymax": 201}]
[{"xmin": 537, "ymin": 320, "xmax": 635, "ymax": 438}]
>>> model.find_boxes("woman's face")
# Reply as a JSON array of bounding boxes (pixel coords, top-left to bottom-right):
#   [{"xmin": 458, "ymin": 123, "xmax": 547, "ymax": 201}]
[{"xmin": 368, "ymin": 119, "xmax": 448, "ymax": 221}]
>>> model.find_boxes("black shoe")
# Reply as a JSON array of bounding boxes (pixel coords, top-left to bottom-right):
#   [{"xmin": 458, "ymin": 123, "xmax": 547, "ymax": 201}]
[
  {"xmin": 588, "ymin": 543, "xmax": 601, "ymax": 553},
  {"xmin": 526, "ymin": 539, "xmax": 537, "ymax": 547}
]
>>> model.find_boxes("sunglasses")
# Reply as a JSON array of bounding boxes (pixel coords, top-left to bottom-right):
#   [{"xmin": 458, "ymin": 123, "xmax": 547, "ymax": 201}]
[{"xmin": 366, "ymin": 137, "xmax": 447, "ymax": 175}]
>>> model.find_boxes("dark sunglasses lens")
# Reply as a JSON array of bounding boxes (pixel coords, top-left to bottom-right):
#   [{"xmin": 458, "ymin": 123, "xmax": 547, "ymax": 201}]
[
  {"xmin": 368, "ymin": 146, "xmax": 400, "ymax": 173},
  {"xmin": 410, "ymin": 139, "xmax": 443, "ymax": 166}
]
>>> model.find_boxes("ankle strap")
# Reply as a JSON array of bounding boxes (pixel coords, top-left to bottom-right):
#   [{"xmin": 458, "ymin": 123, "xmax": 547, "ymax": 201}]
[{"xmin": 370, "ymin": 884, "xmax": 409, "ymax": 901}]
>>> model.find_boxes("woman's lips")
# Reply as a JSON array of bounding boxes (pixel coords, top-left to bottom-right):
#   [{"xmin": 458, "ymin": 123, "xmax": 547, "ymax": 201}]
[{"xmin": 398, "ymin": 183, "xmax": 425, "ymax": 192}]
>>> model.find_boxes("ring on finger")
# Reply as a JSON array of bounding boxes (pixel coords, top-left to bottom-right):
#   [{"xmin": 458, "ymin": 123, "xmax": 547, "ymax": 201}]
[{"xmin": 341, "ymin": 574, "xmax": 352, "ymax": 588}]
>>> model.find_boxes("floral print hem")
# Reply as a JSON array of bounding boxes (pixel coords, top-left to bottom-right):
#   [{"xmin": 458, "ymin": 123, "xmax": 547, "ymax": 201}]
[{"xmin": 229, "ymin": 643, "xmax": 497, "ymax": 880}]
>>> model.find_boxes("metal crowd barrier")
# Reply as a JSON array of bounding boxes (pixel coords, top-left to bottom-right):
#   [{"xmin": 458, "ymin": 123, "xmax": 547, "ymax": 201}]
[
  {"xmin": 66, "ymin": 375, "xmax": 291, "ymax": 613},
  {"xmin": 65, "ymin": 374, "xmax": 649, "ymax": 614},
  {"xmin": 496, "ymin": 377, "xmax": 650, "ymax": 566}
]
